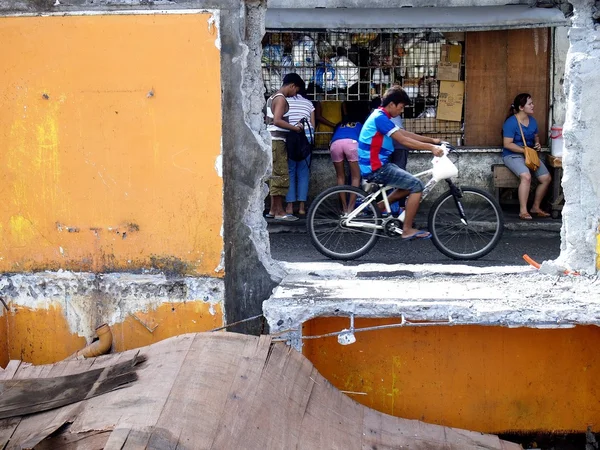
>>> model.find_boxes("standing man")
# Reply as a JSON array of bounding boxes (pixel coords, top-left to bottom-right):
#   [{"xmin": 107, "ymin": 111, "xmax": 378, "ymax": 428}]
[
  {"xmin": 358, "ymin": 87, "xmax": 443, "ymax": 240},
  {"xmin": 265, "ymin": 73, "xmax": 304, "ymax": 221}
]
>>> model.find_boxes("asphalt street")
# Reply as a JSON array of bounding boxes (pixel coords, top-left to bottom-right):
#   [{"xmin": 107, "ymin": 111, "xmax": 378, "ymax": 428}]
[{"xmin": 269, "ymin": 230, "xmax": 561, "ymax": 267}]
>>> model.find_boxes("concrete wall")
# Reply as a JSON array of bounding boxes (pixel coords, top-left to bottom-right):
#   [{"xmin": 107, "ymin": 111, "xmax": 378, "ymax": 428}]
[
  {"xmin": 0, "ymin": 10, "xmax": 229, "ymax": 362},
  {"xmin": 556, "ymin": 0, "xmax": 600, "ymax": 274},
  {"xmin": 308, "ymin": 149, "xmax": 504, "ymax": 205},
  {"xmin": 268, "ymin": 0, "xmax": 533, "ymax": 8},
  {"xmin": 0, "ymin": 1, "xmax": 285, "ymax": 362}
]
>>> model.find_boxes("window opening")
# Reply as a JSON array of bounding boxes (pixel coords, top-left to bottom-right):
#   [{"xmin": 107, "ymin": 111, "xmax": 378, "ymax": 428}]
[{"xmin": 262, "ymin": 30, "xmax": 466, "ymax": 148}]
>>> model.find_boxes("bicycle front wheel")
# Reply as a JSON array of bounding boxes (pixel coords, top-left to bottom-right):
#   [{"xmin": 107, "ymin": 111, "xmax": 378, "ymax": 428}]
[
  {"xmin": 428, "ymin": 186, "xmax": 504, "ymax": 260},
  {"xmin": 307, "ymin": 185, "xmax": 381, "ymax": 260}
]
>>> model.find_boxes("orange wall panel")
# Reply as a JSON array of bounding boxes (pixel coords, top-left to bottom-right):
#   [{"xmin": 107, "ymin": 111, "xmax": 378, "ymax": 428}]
[
  {"xmin": 111, "ymin": 301, "xmax": 223, "ymax": 352},
  {"xmin": 4, "ymin": 301, "xmax": 223, "ymax": 365},
  {"xmin": 303, "ymin": 317, "xmax": 600, "ymax": 434},
  {"xmin": 0, "ymin": 14, "xmax": 222, "ymax": 275}
]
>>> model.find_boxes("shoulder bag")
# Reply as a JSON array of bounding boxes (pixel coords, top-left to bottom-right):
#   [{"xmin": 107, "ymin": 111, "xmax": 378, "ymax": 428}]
[{"xmin": 517, "ymin": 119, "xmax": 540, "ymax": 171}]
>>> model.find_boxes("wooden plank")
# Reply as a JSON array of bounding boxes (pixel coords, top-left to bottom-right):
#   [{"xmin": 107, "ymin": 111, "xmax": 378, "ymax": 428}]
[
  {"xmin": 507, "ymin": 28, "xmax": 551, "ymax": 146},
  {"xmin": 0, "ymin": 354, "xmax": 142, "ymax": 419},
  {"xmin": 148, "ymin": 333, "xmax": 256, "ymax": 449},
  {"xmin": 0, "ymin": 361, "xmax": 21, "ymax": 381},
  {"xmin": 34, "ymin": 429, "xmax": 111, "ymax": 449},
  {"xmin": 0, "ymin": 417, "xmax": 20, "ymax": 449},
  {"xmin": 212, "ymin": 339, "xmax": 316, "ymax": 449},
  {"xmin": 297, "ymin": 362, "xmax": 365, "ymax": 449},
  {"xmin": 69, "ymin": 334, "xmax": 195, "ymax": 434},
  {"xmin": 199, "ymin": 335, "xmax": 272, "ymax": 449},
  {"xmin": 104, "ymin": 427, "xmax": 132, "ymax": 450},
  {"xmin": 464, "ymin": 30, "xmax": 508, "ymax": 146}
]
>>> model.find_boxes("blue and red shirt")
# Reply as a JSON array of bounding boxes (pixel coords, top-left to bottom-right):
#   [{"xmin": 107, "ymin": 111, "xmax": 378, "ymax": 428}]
[{"xmin": 358, "ymin": 108, "xmax": 400, "ymax": 176}]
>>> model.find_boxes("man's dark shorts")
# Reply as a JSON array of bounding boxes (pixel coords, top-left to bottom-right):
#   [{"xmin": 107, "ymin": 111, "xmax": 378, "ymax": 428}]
[{"xmin": 367, "ymin": 163, "xmax": 424, "ymax": 194}]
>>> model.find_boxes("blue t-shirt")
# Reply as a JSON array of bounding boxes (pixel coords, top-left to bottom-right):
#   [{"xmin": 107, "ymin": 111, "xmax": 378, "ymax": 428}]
[
  {"xmin": 358, "ymin": 108, "xmax": 400, "ymax": 176},
  {"xmin": 503, "ymin": 115, "xmax": 538, "ymax": 157},
  {"xmin": 331, "ymin": 122, "xmax": 363, "ymax": 143}
]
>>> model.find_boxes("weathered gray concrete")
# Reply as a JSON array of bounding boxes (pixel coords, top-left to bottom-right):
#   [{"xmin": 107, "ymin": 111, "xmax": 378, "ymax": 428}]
[
  {"xmin": 0, "ymin": 272, "xmax": 223, "ymax": 341},
  {"xmin": 556, "ymin": 0, "xmax": 600, "ymax": 274},
  {"xmin": 268, "ymin": 0, "xmax": 533, "ymax": 9},
  {"xmin": 266, "ymin": 6, "xmax": 568, "ymax": 31},
  {"xmin": 264, "ymin": 262, "xmax": 600, "ymax": 347},
  {"xmin": 552, "ymin": 26, "xmax": 570, "ymax": 128},
  {"xmin": 308, "ymin": 149, "xmax": 507, "ymax": 205},
  {"xmin": 221, "ymin": 0, "xmax": 286, "ymax": 334}
]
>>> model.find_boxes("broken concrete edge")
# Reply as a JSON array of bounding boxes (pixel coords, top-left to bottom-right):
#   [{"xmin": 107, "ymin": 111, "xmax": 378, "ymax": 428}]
[
  {"xmin": 263, "ymin": 265, "xmax": 600, "ymax": 346},
  {"xmin": 222, "ymin": 0, "xmax": 287, "ymax": 335},
  {"xmin": 0, "ymin": 271, "xmax": 224, "ymax": 340}
]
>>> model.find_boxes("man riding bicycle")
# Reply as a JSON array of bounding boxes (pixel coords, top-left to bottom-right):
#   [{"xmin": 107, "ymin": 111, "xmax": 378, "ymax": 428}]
[{"xmin": 358, "ymin": 87, "xmax": 444, "ymax": 240}]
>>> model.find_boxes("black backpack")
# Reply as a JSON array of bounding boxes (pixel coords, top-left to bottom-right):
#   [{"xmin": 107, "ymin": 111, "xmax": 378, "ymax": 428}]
[{"xmin": 286, "ymin": 118, "xmax": 313, "ymax": 164}]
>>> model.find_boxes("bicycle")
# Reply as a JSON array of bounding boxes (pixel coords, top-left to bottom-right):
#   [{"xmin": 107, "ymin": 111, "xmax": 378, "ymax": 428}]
[{"xmin": 306, "ymin": 144, "xmax": 504, "ymax": 261}]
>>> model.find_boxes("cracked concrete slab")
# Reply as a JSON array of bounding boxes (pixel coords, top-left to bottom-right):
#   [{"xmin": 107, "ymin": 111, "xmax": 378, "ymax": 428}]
[{"xmin": 264, "ymin": 262, "xmax": 600, "ymax": 336}]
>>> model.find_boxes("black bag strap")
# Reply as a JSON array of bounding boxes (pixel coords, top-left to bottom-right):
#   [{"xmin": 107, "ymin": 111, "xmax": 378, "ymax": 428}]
[{"xmin": 301, "ymin": 118, "xmax": 313, "ymax": 169}]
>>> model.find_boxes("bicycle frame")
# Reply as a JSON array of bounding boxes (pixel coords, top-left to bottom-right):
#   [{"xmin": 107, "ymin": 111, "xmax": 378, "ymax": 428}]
[{"xmin": 344, "ymin": 166, "xmax": 467, "ymax": 231}]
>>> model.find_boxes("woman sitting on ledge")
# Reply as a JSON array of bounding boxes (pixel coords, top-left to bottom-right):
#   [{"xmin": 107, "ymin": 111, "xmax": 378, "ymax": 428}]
[{"xmin": 502, "ymin": 93, "xmax": 551, "ymax": 220}]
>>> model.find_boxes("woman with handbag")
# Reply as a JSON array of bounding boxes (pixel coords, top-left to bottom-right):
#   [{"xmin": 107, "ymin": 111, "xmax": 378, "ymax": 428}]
[
  {"xmin": 285, "ymin": 81, "xmax": 315, "ymax": 217},
  {"xmin": 502, "ymin": 93, "xmax": 552, "ymax": 220}
]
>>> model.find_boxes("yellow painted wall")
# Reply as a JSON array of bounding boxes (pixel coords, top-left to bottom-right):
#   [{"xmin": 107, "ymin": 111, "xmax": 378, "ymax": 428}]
[
  {"xmin": 303, "ymin": 317, "xmax": 600, "ymax": 434},
  {"xmin": 2, "ymin": 301, "xmax": 222, "ymax": 365},
  {"xmin": 0, "ymin": 14, "xmax": 222, "ymax": 275}
]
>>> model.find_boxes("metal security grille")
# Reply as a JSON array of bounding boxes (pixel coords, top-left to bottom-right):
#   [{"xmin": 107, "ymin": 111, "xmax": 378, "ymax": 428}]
[{"xmin": 262, "ymin": 30, "xmax": 465, "ymax": 148}]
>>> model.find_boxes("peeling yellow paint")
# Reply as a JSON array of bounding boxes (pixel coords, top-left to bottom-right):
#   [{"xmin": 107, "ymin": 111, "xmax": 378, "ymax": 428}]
[
  {"xmin": 596, "ymin": 226, "xmax": 600, "ymax": 271},
  {"xmin": 1, "ymin": 300, "xmax": 223, "ymax": 366},
  {"xmin": 0, "ymin": 14, "xmax": 223, "ymax": 276},
  {"xmin": 112, "ymin": 301, "xmax": 223, "ymax": 353}
]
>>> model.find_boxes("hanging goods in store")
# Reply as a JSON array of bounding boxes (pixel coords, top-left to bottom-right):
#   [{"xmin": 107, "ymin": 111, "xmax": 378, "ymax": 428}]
[
  {"xmin": 314, "ymin": 64, "xmax": 337, "ymax": 91},
  {"xmin": 330, "ymin": 56, "xmax": 359, "ymax": 89},
  {"xmin": 292, "ymin": 36, "xmax": 319, "ymax": 83}
]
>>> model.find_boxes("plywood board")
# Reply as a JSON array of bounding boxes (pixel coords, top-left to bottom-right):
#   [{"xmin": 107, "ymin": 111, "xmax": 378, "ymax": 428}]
[
  {"xmin": 465, "ymin": 29, "xmax": 550, "ymax": 146},
  {"xmin": 464, "ymin": 30, "xmax": 508, "ymax": 146}
]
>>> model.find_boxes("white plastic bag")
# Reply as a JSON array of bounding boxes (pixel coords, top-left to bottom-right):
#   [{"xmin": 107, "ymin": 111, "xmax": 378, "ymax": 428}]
[{"xmin": 431, "ymin": 155, "xmax": 458, "ymax": 181}]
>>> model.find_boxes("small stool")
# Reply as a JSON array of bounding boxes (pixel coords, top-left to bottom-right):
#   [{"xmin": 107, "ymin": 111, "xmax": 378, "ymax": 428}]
[
  {"xmin": 492, "ymin": 164, "xmax": 520, "ymax": 204},
  {"xmin": 546, "ymin": 154, "xmax": 564, "ymax": 219}
]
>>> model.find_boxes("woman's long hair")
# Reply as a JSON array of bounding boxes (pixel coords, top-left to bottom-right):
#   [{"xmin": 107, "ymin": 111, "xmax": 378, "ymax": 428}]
[{"xmin": 506, "ymin": 93, "xmax": 531, "ymax": 120}]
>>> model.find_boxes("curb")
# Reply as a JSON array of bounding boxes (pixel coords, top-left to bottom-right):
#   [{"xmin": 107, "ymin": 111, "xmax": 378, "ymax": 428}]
[{"xmin": 266, "ymin": 218, "xmax": 562, "ymax": 235}]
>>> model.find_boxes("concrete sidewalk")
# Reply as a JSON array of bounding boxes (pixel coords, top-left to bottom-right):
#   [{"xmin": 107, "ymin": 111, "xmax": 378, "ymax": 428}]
[{"xmin": 266, "ymin": 209, "xmax": 562, "ymax": 235}]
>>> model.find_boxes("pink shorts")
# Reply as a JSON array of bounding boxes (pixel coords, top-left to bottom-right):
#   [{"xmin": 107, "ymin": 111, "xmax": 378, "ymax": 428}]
[{"xmin": 330, "ymin": 138, "xmax": 358, "ymax": 163}]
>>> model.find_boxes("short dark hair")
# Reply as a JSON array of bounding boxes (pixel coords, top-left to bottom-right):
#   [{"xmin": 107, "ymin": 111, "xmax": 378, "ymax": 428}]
[
  {"xmin": 282, "ymin": 73, "xmax": 305, "ymax": 90},
  {"xmin": 381, "ymin": 87, "xmax": 411, "ymax": 107}
]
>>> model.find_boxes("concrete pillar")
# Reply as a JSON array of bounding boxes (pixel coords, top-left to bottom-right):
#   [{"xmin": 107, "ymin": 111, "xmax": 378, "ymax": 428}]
[
  {"xmin": 222, "ymin": 0, "xmax": 287, "ymax": 334},
  {"xmin": 557, "ymin": 0, "xmax": 600, "ymax": 273}
]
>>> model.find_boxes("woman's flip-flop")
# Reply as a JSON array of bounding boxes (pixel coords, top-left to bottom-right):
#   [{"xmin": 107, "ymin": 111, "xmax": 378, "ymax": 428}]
[
  {"xmin": 402, "ymin": 230, "xmax": 431, "ymax": 241},
  {"xmin": 531, "ymin": 210, "xmax": 550, "ymax": 218},
  {"xmin": 519, "ymin": 213, "xmax": 533, "ymax": 220}
]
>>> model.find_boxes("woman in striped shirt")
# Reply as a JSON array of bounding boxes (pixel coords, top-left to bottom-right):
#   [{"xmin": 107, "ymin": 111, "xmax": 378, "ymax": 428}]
[{"xmin": 285, "ymin": 81, "xmax": 315, "ymax": 217}]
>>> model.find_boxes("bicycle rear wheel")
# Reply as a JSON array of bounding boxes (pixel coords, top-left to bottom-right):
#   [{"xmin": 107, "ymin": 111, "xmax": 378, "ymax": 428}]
[
  {"xmin": 307, "ymin": 185, "xmax": 381, "ymax": 260},
  {"xmin": 428, "ymin": 186, "xmax": 504, "ymax": 260}
]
